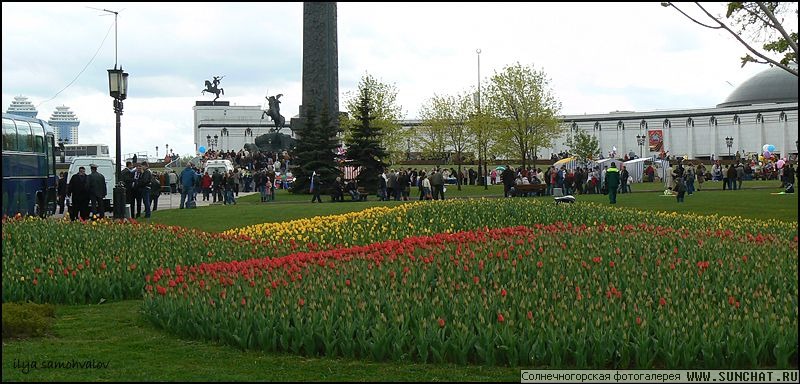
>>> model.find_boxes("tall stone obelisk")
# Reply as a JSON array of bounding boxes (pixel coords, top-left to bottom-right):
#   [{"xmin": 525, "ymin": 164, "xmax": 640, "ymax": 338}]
[{"xmin": 291, "ymin": 2, "xmax": 339, "ymax": 136}]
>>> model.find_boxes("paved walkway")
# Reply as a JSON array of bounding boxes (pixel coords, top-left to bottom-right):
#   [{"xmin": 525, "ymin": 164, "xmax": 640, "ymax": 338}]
[{"xmin": 51, "ymin": 191, "xmax": 259, "ymax": 219}]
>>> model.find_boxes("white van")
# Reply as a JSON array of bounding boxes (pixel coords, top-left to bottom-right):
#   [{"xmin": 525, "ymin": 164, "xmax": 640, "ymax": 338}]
[
  {"xmin": 67, "ymin": 156, "xmax": 116, "ymax": 210},
  {"xmin": 204, "ymin": 159, "xmax": 234, "ymax": 177}
]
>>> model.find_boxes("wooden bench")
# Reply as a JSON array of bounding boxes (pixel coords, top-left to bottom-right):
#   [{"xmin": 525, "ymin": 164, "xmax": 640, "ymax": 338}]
[
  {"xmin": 512, "ymin": 183, "xmax": 546, "ymax": 197},
  {"xmin": 331, "ymin": 187, "xmax": 369, "ymax": 201},
  {"xmin": 357, "ymin": 187, "xmax": 369, "ymax": 201}
]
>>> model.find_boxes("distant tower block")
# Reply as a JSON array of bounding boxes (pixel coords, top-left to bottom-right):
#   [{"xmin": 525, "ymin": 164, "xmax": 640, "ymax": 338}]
[
  {"xmin": 6, "ymin": 95, "xmax": 38, "ymax": 119},
  {"xmin": 291, "ymin": 1, "xmax": 339, "ymax": 138},
  {"xmin": 48, "ymin": 105, "xmax": 80, "ymax": 144}
]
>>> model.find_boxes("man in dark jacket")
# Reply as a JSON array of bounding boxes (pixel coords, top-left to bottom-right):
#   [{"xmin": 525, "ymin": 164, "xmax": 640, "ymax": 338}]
[
  {"xmin": 501, "ymin": 166, "xmax": 515, "ymax": 197},
  {"xmin": 68, "ymin": 166, "xmax": 91, "ymax": 221},
  {"xmin": 139, "ymin": 162, "xmax": 153, "ymax": 218},
  {"xmin": 619, "ymin": 166, "xmax": 629, "ymax": 194},
  {"xmin": 783, "ymin": 164, "xmax": 795, "ymax": 193},
  {"xmin": 179, "ymin": 162, "xmax": 196, "ymax": 209},
  {"xmin": 429, "ymin": 169, "xmax": 445, "ymax": 200},
  {"xmin": 211, "ymin": 169, "xmax": 224, "ymax": 203},
  {"xmin": 605, "ymin": 162, "xmax": 620, "ymax": 204},
  {"xmin": 87, "ymin": 164, "xmax": 107, "ymax": 218},
  {"xmin": 57, "ymin": 172, "xmax": 67, "ymax": 214}
]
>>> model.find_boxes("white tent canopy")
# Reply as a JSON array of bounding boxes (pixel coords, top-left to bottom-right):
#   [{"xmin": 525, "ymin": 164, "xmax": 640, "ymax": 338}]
[
  {"xmin": 622, "ymin": 157, "xmax": 651, "ymax": 183},
  {"xmin": 590, "ymin": 158, "xmax": 623, "ymax": 172},
  {"xmin": 652, "ymin": 159, "xmax": 670, "ymax": 189},
  {"xmin": 553, "ymin": 157, "xmax": 579, "ymax": 172}
]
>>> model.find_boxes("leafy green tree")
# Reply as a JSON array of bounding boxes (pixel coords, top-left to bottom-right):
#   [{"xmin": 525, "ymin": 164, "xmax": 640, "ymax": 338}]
[
  {"xmin": 290, "ymin": 105, "xmax": 341, "ymax": 194},
  {"xmin": 662, "ymin": 2, "xmax": 797, "ymax": 76},
  {"xmin": 419, "ymin": 92, "xmax": 475, "ymax": 190},
  {"xmin": 341, "ymin": 73, "xmax": 406, "ymax": 165},
  {"xmin": 418, "ymin": 95, "xmax": 450, "ymax": 164},
  {"xmin": 563, "ymin": 129, "xmax": 601, "ymax": 167},
  {"xmin": 484, "ymin": 62, "xmax": 563, "ymax": 170},
  {"xmin": 344, "ymin": 84, "xmax": 388, "ymax": 193},
  {"xmin": 467, "ymin": 110, "xmax": 496, "ymax": 188}
]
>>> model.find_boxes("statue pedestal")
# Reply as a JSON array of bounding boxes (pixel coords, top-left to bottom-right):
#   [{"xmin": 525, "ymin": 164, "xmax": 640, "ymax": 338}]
[{"xmin": 195, "ymin": 101, "xmax": 230, "ymax": 106}]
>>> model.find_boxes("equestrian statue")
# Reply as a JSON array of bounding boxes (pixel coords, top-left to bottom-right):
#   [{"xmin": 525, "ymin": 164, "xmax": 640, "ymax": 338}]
[
  {"xmin": 202, "ymin": 75, "xmax": 225, "ymax": 101},
  {"xmin": 261, "ymin": 93, "xmax": 285, "ymax": 131}
]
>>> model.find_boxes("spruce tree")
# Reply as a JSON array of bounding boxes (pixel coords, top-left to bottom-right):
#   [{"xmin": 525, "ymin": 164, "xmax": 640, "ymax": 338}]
[
  {"xmin": 344, "ymin": 85, "xmax": 388, "ymax": 193},
  {"xmin": 291, "ymin": 105, "xmax": 341, "ymax": 194}
]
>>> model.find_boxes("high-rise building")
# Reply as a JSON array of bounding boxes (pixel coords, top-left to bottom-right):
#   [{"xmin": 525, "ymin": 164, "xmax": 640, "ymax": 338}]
[
  {"xmin": 5, "ymin": 95, "xmax": 38, "ymax": 118},
  {"xmin": 48, "ymin": 105, "xmax": 80, "ymax": 144}
]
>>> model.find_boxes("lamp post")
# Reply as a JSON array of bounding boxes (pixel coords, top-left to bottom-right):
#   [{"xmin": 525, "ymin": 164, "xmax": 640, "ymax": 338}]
[
  {"xmin": 220, "ymin": 128, "xmax": 229, "ymax": 152},
  {"xmin": 244, "ymin": 127, "xmax": 253, "ymax": 145},
  {"xmin": 406, "ymin": 138, "xmax": 411, "ymax": 161},
  {"xmin": 58, "ymin": 138, "xmax": 66, "ymax": 163},
  {"xmin": 477, "ymin": 48, "xmax": 488, "ymax": 190},
  {"xmin": 206, "ymin": 135, "xmax": 218, "ymax": 151},
  {"xmin": 636, "ymin": 134, "xmax": 646, "ymax": 159},
  {"xmin": 108, "ymin": 66, "xmax": 129, "ymax": 219},
  {"xmin": 155, "ymin": 145, "xmax": 159, "ymax": 160},
  {"xmin": 725, "ymin": 136, "xmax": 734, "ymax": 158}
]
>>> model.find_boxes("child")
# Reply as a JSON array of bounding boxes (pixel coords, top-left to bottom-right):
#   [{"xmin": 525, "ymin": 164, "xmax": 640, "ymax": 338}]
[
  {"xmin": 675, "ymin": 176, "xmax": 687, "ymax": 203},
  {"xmin": 264, "ymin": 177, "xmax": 272, "ymax": 202}
]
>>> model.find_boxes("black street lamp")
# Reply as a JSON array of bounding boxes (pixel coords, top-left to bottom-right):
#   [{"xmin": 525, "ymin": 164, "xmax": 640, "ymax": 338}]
[
  {"xmin": 108, "ymin": 66, "xmax": 129, "ymax": 219},
  {"xmin": 636, "ymin": 134, "xmax": 646, "ymax": 159},
  {"xmin": 58, "ymin": 138, "xmax": 66, "ymax": 163},
  {"xmin": 220, "ymin": 127, "xmax": 229, "ymax": 152},
  {"xmin": 725, "ymin": 136, "xmax": 734, "ymax": 158}
]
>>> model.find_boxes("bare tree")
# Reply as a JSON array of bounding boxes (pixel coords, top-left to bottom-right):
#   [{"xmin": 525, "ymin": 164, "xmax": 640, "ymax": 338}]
[{"xmin": 662, "ymin": 2, "xmax": 798, "ymax": 76}]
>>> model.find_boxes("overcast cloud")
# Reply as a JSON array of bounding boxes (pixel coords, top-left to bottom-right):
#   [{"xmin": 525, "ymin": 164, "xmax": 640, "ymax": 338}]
[{"xmin": 3, "ymin": 2, "xmax": 792, "ymax": 159}]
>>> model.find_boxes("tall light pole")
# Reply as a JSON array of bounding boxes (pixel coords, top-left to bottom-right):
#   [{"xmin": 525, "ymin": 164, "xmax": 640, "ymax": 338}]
[
  {"xmin": 155, "ymin": 145, "xmax": 159, "ymax": 160},
  {"xmin": 477, "ymin": 48, "xmax": 488, "ymax": 190},
  {"xmin": 102, "ymin": 8, "xmax": 129, "ymax": 220}
]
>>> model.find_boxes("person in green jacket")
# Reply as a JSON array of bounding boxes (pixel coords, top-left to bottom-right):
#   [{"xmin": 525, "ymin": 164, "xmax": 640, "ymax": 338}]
[{"xmin": 605, "ymin": 162, "xmax": 620, "ymax": 204}]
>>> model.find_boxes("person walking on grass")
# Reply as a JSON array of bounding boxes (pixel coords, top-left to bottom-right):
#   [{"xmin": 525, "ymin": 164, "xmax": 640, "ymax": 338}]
[
  {"xmin": 310, "ymin": 171, "xmax": 323, "ymax": 203},
  {"xmin": 605, "ymin": 162, "xmax": 620, "ymax": 204}
]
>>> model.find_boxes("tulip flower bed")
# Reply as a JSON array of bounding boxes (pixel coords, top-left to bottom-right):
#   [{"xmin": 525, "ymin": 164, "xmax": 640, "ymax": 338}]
[
  {"xmin": 1, "ymin": 217, "xmax": 292, "ymax": 304},
  {"xmin": 223, "ymin": 199, "xmax": 797, "ymax": 250},
  {"xmin": 144, "ymin": 221, "xmax": 798, "ymax": 368},
  {"xmin": 3, "ymin": 199, "xmax": 797, "ymax": 308}
]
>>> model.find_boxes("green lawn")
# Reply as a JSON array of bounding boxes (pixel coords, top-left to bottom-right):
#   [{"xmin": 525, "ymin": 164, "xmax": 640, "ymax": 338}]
[
  {"xmin": 149, "ymin": 181, "xmax": 797, "ymax": 232},
  {"xmin": 2, "ymin": 181, "xmax": 796, "ymax": 382},
  {"xmin": 1, "ymin": 301, "xmax": 518, "ymax": 382}
]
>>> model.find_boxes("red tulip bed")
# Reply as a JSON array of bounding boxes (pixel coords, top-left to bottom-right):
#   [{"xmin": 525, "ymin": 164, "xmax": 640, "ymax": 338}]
[{"xmin": 3, "ymin": 199, "xmax": 797, "ymax": 368}]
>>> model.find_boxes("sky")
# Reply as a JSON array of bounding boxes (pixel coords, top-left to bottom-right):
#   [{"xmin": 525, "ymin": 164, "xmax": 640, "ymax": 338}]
[{"xmin": 3, "ymin": 2, "xmax": 795, "ymax": 159}]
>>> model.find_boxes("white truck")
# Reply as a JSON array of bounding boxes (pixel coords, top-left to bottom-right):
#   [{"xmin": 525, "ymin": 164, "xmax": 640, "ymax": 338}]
[
  {"xmin": 66, "ymin": 156, "xmax": 116, "ymax": 211},
  {"xmin": 203, "ymin": 159, "xmax": 234, "ymax": 176}
]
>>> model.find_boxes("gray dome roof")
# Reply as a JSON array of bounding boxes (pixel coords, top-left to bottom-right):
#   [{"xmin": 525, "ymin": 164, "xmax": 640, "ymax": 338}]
[{"xmin": 717, "ymin": 65, "xmax": 798, "ymax": 108}]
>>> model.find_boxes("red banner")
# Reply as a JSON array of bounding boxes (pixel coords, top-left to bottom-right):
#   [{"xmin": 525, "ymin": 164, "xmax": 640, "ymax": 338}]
[{"xmin": 648, "ymin": 130, "xmax": 663, "ymax": 152}]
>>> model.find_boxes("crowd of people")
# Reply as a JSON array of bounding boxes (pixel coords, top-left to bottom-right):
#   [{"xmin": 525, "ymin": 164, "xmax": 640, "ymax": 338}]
[{"xmin": 57, "ymin": 145, "xmax": 797, "ymax": 218}]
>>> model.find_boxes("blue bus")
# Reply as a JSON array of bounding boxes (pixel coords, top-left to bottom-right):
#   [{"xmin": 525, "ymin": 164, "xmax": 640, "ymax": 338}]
[{"xmin": 2, "ymin": 113, "xmax": 58, "ymax": 218}]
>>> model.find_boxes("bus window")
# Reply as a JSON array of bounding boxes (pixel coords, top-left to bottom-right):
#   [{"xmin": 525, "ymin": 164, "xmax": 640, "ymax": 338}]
[
  {"xmin": 101, "ymin": 145, "xmax": 110, "ymax": 156},
  {"xmin": 32, "ymin": 121, "xmax": 45, "ymax": 153},
  {"xmin": 16, "ymin": 121, "xmax": 33, "ymax": 152},
  {"xmin": 87, "ymin": 146, "xmax": 97, "ymax": 156},
  {"xmin": 2, "ymin": 118, "xmax": 17, "ymax": 151}
]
